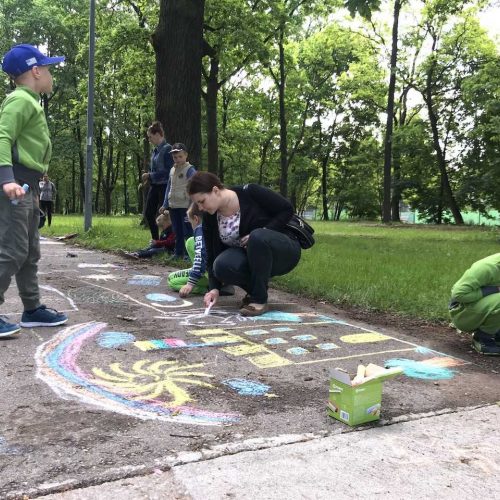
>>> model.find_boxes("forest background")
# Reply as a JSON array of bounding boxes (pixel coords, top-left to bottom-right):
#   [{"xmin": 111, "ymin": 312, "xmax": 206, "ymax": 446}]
[{"xmin": 0, "ymin": 0, "xmax": 499, "ymax": 225}]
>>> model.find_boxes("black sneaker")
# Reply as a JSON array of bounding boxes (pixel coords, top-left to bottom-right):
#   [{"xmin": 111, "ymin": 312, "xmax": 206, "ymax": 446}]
[{"xmin": 472, "ymin": 330, "xmax": 500, "ymax": 356}]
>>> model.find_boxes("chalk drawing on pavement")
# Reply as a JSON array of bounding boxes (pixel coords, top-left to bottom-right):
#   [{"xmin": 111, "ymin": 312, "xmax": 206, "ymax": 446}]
[
  {"xmin": 98, "ymin": 332, "xmax": 136, "ymax": 348},
  {"xmin": 92, "ymin": 359, "xmax": 214, "ymax": 407},
  {"xmin": 81, "ymin": 274, "xmax": 120, "ymax": 281},
  {"xmin": 78, "ymin": 263, "xmax": 122, "ymax": 269},
  {"xmin": 264, "ymin": 337, "xmax": 288, "ymax": 345},
  {"xmin": 245, "ymin": 329, "xmax": 269, "ymax": 336},
  {"xmin": 146, "ymin": 293, "xmax": 178, "ymax": 302},
  {"xmin": 35, "ymin": 322, "xmax": 240, "ymax": 425},
  {"xmin": 292, "ymin": 334, "xmax": 317, "ymax": 341},
  {"xmin": 316, "ymin": 343, "xmax": 340, "ymax": 350},
  {"xmin": 340, "ymin": 332, "xmax": 392, "ymax": 344},
  {"xmin": 128, "ymin": 275, "xmax": 162, "ymax": 286},
  {"xmin": 287, "ymin": 347, "xmax": 309, "ymax": 356},
  {"xmin": 223, "ymin": 379, "xmax": 271, "ymax": 396},
  {"xmin": 384, "ymin": 358, "xmax": 460, "ymax": 380},
  {"xmin": 40, "ymin": 284, "xmax": 79, "ymax": 312}
]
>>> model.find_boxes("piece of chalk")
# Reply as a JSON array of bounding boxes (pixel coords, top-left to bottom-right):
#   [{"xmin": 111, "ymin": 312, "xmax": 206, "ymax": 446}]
[
  {"xmin": 11, "ymin": 183, "xmax": 29, "ymax": 205},
  {"xmin": 204, "ymin": 300, "xmax": 214, "ymax": 316}
]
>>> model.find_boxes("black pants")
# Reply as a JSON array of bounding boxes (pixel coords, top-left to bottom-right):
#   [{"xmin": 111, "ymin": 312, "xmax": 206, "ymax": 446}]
[
  {"xmin": 213, "ymin": 228, "xmax": 301, "ymax": 304},
  {"xmin": 144, "ymin": 184, "xmax": 167, "ymax": 240},
  {"xmin": 40, "ymin": 200, "xmax": 53, "ymax": 227}
]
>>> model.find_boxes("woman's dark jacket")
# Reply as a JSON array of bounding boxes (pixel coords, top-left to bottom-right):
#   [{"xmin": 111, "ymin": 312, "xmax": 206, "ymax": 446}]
[{"xmin": 202, "ymin": 183, "xmax": 294, "ymax": 290}]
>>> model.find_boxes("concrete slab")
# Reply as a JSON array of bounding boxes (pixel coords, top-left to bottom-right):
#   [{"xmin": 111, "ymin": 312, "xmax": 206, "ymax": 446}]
[{"xmin": 39, "ymin": 406, "xmax": 500, "ymax": 499}]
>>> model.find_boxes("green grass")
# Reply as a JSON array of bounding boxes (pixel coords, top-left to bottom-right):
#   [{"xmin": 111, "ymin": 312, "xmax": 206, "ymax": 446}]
[{"xmin": 41, "ymin": 216, "xmax": 500, "ymax": 322}]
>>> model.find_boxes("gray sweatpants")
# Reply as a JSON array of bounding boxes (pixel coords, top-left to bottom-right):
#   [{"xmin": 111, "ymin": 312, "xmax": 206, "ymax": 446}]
[{"xmin": 0, "ymin": 187, "xmax": 41, "ymax": 311}]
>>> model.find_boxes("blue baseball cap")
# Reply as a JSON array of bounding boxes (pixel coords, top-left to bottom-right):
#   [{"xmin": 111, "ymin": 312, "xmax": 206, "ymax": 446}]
[{"xmin": 2, "ymin": 44, "xmax": 65, "ymax": 78}]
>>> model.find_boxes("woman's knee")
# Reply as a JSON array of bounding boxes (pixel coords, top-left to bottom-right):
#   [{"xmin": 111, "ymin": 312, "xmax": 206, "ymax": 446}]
[
  {"xmin": 247, "ymin": 228, "xmax": 272, "ymax": 251},
  {"xmin": 213, "ymin": 250, "xmax": 247, "ymax": 281}
]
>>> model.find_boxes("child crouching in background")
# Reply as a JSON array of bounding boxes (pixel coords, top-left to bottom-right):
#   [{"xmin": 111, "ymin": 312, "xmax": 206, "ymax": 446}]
[
  {"xmin": 168, "ymin": 204, "xmax": 208, "ymax": 297},
  {"xmin": 124, "ymin": 213, "xmax": 175, "ymax": 259}
]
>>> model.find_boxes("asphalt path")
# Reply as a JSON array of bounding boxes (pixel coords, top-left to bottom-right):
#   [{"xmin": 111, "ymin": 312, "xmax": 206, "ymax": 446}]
[{"xmin": 0, "ymin": 238, "xmax": 498, "ymax": 498}]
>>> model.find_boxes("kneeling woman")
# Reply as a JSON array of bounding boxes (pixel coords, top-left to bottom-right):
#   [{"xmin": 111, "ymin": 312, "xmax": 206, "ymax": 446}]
[{"xmin": 188, "ymin": 172, "xmax": 301, "ymax": 316}]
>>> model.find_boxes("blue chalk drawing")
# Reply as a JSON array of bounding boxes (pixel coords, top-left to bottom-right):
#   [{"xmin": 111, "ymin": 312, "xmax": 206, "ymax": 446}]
[
  {"xmin": 128, "ymin": 275, "xmax": 162, "ymax": 286},
  {"xmin": 316, "ymin": 343, "xmax": 339, "ymax": 350},
  {"xmin": 98, "ymin": 332, "xmax": 136, "ymax": 348},
  {"xmin": 316, "ymin": 315, "xmax": 348, "ymax": 324},
  {"xmin": 271, "ymin": 327, "xmax": 295, "ymax": 332},
  {"xmin": 385, "ymin": 358, "xmax": 457, "ymax": 380},
  {"xmin": 146, "ymin": 293, "xmax": 177, "ymax": 302},
  {"xmin": 415, "ymin": 346, "xmax": 434, "ymax": 355},
  {"xmin": 292, "ymin": 334, "xmax": 316, "ymax": 341},
  {"xmin": 287, "ymin": 347, "xmax": 309, "ymax": 356},
  {"xmin": 0, "ymin": 436, "xmax": 20, "ymax": 455},
  {"xmin": 245, "ymin": 329, "xmax": 269, "ymax": 336},
  {"xmin": 253, "ymin": 311, "xmax": 303, "ymax": 322},
  {"xmin": 264, "ymin": 337, "xmax": 288, "ymax": 345},
  {"xmin": 223, "ymin": 378, "xmax": 271, "ymax": 396}
]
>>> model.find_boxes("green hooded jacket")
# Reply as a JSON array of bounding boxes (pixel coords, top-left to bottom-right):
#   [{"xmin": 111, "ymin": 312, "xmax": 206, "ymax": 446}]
[{"xmin": 0, "ymin": 85, "xmax": 51, "ymax": 186}]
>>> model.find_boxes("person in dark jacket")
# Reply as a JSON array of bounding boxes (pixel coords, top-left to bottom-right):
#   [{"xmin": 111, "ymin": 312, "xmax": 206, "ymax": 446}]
[
  {"xmin": 38, "ymin": 174, "xmax": 56, "ymax": 226},
  {"xmin": 187, "ymin": 172, "xmax": 301, "ymax": 316},
  {"xmin": 142, "ymin": 121, "xmax": 173, "ymax": 240}
]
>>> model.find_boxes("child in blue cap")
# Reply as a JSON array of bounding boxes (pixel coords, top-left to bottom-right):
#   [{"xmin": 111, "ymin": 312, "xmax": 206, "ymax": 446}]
[{"xmin": 0, "ymin": 44, "xmax": 68, "ymax": 338}]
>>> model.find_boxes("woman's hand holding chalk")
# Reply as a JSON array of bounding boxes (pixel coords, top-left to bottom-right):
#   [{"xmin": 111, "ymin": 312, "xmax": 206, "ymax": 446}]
[{"xmin": 204, "ymin": 299, "xmax": 214, "ymax": 316}]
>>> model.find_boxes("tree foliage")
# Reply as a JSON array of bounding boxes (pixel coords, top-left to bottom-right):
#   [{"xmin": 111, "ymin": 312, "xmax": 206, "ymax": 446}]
[{"xmin": 0, "ymin": 0, "xmax": 498, "ymax": 223}]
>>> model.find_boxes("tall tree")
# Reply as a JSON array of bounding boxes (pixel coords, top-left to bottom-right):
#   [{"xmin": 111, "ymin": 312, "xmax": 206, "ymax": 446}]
[{"xmin": 152, "ymin": 0, "xmax": 205, "ymax": 166}]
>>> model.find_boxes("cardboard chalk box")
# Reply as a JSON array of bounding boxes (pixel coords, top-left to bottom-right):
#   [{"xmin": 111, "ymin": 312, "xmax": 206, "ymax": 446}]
[{"xmin": 327, "ymin": 364, "xmax": 403, "ymax": 427}]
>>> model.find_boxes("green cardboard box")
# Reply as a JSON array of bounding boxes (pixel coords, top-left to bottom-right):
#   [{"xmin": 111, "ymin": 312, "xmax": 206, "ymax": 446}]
[{"xmin": 327, "ymin": 364, "xmax": 403, "ymax": 426}]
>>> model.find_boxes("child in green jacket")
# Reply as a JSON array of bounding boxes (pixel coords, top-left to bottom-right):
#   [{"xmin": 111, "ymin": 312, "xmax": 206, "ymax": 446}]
[
  {"xmin": 449, "ymin": 253, "xmax": 500, "ymax": 355},
  {"xmin": 0, "ymin": 44, "xmax": 68, "ymax": 338}
]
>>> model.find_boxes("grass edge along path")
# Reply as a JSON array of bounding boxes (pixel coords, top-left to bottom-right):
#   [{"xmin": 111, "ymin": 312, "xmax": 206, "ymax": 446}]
[{"xmin": 41, "ymin": 215, "xmax": 500, "ymax": 323}]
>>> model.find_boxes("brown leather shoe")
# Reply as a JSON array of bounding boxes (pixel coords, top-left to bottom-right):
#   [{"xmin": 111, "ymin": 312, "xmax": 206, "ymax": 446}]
[
  {"xmin": 239, "ymin": 303, "xmax": 268, "ymax": 317},
  {"xmin": 239, "ymin": 294, "xmax": 251, "ymax": 308}
]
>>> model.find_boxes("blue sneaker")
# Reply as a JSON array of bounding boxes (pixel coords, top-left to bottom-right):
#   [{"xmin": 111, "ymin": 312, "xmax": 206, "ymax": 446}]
[
  {"xmin": 0, "ymin": 316, "xmax": 21, "ymax": 338},
  {"xmin": 20, "ymin": 305, "xmax": 68, "ymax": 328}
]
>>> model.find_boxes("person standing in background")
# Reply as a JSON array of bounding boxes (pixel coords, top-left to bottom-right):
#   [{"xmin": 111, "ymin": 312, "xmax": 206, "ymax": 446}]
[
  {"xmin": 160, "ymin": 143, "xmax": 196, "ymax": 259},
  {"xmin": 39, "ymin": 173, "xmax": 56, "ymax": 226},
  {"xmin": 142, "ymin": 121, "xmax": 173, "ymax": 240}
]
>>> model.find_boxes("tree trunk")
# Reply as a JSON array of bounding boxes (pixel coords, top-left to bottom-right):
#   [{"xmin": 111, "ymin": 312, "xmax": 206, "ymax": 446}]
[
  {"xmin": 277, "ymin": 27, "xmax": 288, "ymax": 198},
  {"xmin": 205, "ymin": 53, "xmax": 219, "ymax": 173},
  {"xmin": 425, "ymin": 70, "xmax": 464, "ymax": 225},
  {"xmin": 123, "ymin": 153, "xmax": 129, "ymax": 214},
  {"xmin": 95, "ymin": 125, "xmax": 104, "ymax": 213},
  {"xmin": 218, "ymin": 89, "xmax": 230, "ymax": 181},
  {"xmin": 74, "ymin": 123, "xmax": 85, "ymax": 213},
  {"xmin": 391, "ymin": 153, "xmax": 401, "ymax": 221},
  {"xmin": 104, "ymin": 135, "xmax": 114, "ymax": 216},
  {"xmin": 71, "ymin": 158, "xmax": 76, "ymax": 213},
  {"xmin": 152, "ymin": 0, "xmax": 205, "ymax": 167},
  {"xmin": 382, "ymin": 0, "xmax": 402, "ymax": 223}
]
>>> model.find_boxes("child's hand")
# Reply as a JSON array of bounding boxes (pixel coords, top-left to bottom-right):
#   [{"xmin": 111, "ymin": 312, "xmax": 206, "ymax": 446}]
[
  {"xmin": 179, "ymin": 283, "xmax": 193, "ymax": 298},
  {"xmin": 3, "ymin": 182, "xmax": 26, "ymax": 201}
]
